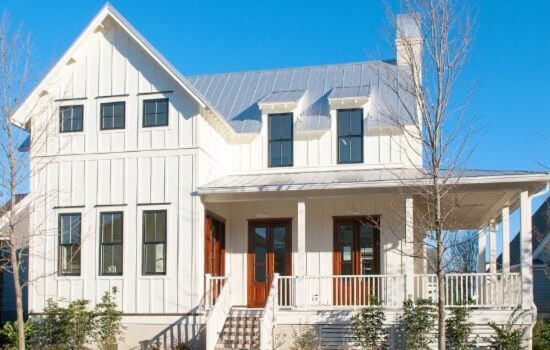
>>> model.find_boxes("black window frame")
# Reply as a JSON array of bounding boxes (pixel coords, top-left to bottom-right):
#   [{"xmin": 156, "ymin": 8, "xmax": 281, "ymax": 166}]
[
  {"xmin": 142, "ymin": 98, "xmax": 169, "ymax": 128},
  {"xmin": 100, "ymin": 102, "xmax": 126, "ymax": 130},
  {"xmin": 59, "ymin": 105, "xmax": 84, "ymax": 133},
  {"xmin": 337, "ymin": 108, "xmax": 364, "ymax": 164},
  {"xmin": 99, "ymin": 211, "xmax": 124, "ymax": 276},
  {"xmin": 58, "ymin": 213, "xmax": 82, "ymax": 276},
  {"xmin": 268, "ymin": 113, "xmax": 294, "ymax": 168},
  {"xmin": 142, "ymin": 210, "xmax": 167, "ymax": 275}
]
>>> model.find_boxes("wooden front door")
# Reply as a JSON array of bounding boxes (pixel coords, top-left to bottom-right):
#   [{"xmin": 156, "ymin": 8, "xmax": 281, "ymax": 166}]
[
  {"xmin": 205, "ymin": 212, "xmax": 225, "ymax": 276},
  {"xmin": 247, "ymin": 219, "xmax": 292, "ymax": 308},
  {"xmin": 333, "ymin": 216, "xmax": 380, "ymax": 305}
]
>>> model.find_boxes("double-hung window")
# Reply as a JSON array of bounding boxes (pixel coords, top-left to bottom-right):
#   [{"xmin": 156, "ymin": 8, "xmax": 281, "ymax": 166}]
[
  {"xmin": 100, "ymin": 102, "xmax": 125, "ymax": 130},
  {"xmin": 268, "ymin": 113, "xmax": 293, "ymax": 167},
  {"xmin": 99, "ymin": 212, "xmax": 123, "ymax": 275},
  {"xmin": 58, "ymin": 213, "xmax": 81, "ymax": 276},
  {"xmin": 59, "ymin": 105, "xmax": 84, "ymax": 133},
  {"xmin": 337, "ymin": 109, "xmax": 364, "ymax": 164},
  {"xmin": 143, "ymin": 99, "xmax": 169, "ymax": 127},
  {"xmin": 142, "ymin": 210, "xmax": 167, "ymax": 275}
]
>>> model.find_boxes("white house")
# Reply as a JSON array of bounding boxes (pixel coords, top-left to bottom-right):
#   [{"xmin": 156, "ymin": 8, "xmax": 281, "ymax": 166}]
[{"xmin": 11, "ymin": 4, "xmax": 550, "ymax": 349}]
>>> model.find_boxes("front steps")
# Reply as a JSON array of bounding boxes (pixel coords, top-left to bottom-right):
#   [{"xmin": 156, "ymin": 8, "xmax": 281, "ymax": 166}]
[{"xmin": 215, "ymin": 308, "xmax": 262, "ymax": 349}]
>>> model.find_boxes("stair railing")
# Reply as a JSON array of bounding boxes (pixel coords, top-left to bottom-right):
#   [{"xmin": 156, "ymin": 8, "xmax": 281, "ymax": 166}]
[
  {"xmin": 260, "ymin": 273, "xmax": 279, "ymax": 350},
  {"xmin": 205, "ymin": 274, "xmax": 232, "ymax": 350}
]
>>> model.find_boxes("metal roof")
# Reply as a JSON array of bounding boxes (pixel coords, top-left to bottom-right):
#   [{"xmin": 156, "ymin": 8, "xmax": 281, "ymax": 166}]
[{"xmin": 186, "ymin": 60, "xmax": 399, "ymax": 134}]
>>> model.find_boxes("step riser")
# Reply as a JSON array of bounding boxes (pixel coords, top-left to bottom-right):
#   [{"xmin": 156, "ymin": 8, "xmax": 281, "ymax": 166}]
[{"xmin": 216, "ymin": 309, "xmax": 263, "ymax": 349}]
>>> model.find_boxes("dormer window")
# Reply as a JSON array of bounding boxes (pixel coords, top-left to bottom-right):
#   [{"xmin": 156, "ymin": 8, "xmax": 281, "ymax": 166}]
[
  {"xmin": 337, "ymin": 109, "xmax": 363, "ymax": 164},
  {"xmin": 268, "ymin": 113, "xmax": 293, "ymax": 167}
]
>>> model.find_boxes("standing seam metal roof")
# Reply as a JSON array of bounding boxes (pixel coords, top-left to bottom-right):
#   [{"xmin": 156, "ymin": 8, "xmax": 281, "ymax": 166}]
[{"xmin": 185, "ymin": 60, "xmax": 398, "ymax": 134}]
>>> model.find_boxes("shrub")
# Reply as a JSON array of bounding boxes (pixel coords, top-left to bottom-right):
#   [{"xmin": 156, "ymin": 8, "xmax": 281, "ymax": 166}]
[
  {"xmin": 93, "ymin": 287, "xmax": 125, "ymax": 349},
  {"xmin": 446, "ymin": 304, "xmax": 475, "ymax": 350},
  {"xmin": 0, "ymin": 320, "xmax": 33, "ymax": 349},
  {"xmin": 533, "ymin": 319, "xmax": 550, "ymax": 350},
  {"xmin": 351, "ymin": 295, "xmax": 387, "ymax": 349},
  {"xmin": 486, "ymin": 307, "xmax": 528, "ymax": 350},
  {"xmin": 291, "ymin": 326, "xmax": 317, "ymax": 350},
  {"xmin": 397, "ymin": 298, "xmax": 437, "ymax": 349}
]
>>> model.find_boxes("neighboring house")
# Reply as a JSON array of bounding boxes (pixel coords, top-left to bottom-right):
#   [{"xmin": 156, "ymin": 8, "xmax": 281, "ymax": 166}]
[
  {"xmin": 9, "ymin": 4, "xmax": 550, "ymax": 349},
  {"xmin": 0, "ymin": 194, "xmax": 30, "ymax": 323},
  {"xmin": 498, "ymin": 197, "xmax": 550, "ymax": 319}
]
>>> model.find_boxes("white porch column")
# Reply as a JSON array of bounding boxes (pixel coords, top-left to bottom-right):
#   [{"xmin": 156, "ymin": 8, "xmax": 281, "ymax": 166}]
[
  {"xmin": 501, "ymin": 206, "xmax": 510, "ymax": 274},
  {"xmin": 404, "ymin": 195, "xmax": 414, "ymax": 298},
  {"xmin": 296, "ymin": 198, "xmax": 307, "ymax": 306},
  {"xmin": 489, "ymin": 219, "xmax": 497, "ymax": 274},
  {"xmin": 477, "ymin": 228, "xmax": 486, "ymax": 272},
  {"xmin": 519, "ymin": 190, "xmax": 533, "ymax": 309}
]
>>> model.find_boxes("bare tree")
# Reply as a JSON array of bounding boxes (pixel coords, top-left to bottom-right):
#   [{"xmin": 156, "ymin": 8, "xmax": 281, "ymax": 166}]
[
  {"xmin": 381, "ymin": 0, "xmax": 475, "ymax": 348},
  {"xmin": 446, "ymin": 230, "xmax": 478, "ymax": 273}
]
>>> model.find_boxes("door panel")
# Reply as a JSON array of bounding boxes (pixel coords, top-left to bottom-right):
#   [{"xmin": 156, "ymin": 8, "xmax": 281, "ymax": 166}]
[{"xmin": 248, "ymin": 220, "xmax": 292, "ymax": 308}]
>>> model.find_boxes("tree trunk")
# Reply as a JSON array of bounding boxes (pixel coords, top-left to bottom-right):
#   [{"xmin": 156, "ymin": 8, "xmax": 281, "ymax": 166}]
[{"xmin": 10, "ymin": 246, "xmax": 25, "ymax": 350}]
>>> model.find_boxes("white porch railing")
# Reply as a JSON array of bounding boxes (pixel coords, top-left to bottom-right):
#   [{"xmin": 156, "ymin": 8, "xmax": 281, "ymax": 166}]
[
  {"xmin": 260, "ymin": 273, "xmax": 279, "ymax": 350},
  {"xmin": 301, "ymin": 274, "xmax": 406, "ymax": 308},
  {"xmin": 205, "ymin": 274, "xmax": 232, "ymax": 350},
  {"xmin": 414, "ymin": 273, "xmax": 521, "ymax": 307},
  {"xmin": 204, "ymin": 274, "xmax": 227, "ymax": 310},
  {"xmin": 278, "ymin": 275, "xmax": 297, "ymax": 307}
]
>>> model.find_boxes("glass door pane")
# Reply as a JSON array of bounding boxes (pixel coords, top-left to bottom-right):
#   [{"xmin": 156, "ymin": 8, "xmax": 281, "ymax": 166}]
[
  {"xmin": 253, "ymin": 227, "xmax": 267, "ymax": 282},
  {"xmin": 359, "ymin": 224, "xmax": 374, "ymax": 274},
  {"xmin": 339, "ymin": 223, "xmax": 354, "ymax": 275},
  {"xmin": 272, "ymin": 225, "xmax": 287, "ymax": 275}
]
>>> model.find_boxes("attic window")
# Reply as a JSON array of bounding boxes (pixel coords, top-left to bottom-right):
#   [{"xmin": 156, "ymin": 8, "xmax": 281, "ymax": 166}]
[
  {"xmin": 59, "ymin": 105, "xmax": 84, "ymax": 133},
  {"xmin": 143, "ymin": 98, "xmax": 169, "ymax": 127}
]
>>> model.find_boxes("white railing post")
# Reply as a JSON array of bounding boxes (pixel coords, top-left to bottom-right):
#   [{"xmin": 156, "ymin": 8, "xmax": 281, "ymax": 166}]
[
  {"xmin": 404, "ymin": 195, "xmax": 414, "ymax": 300},
  {"xmin": 205, "ymin": 275, "xmax": 232, "ymax": 350},
  {"xmin": 204, "ymin": 273, "xmax": 212, "ymax": 309}
]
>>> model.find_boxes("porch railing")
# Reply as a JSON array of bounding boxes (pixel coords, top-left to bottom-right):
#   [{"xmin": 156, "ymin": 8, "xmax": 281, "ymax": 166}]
[
  {"xmin": 301, "ymin": 274, "xmax": 405, "ymax": 308},
  {"xmin": 204, "ymin": 274, "xmax": 227, "ymax": 310},
  {"xmin": 413, "ymin": 273, "xmax": 521, "ymax": 307},
  {"xmin": 278, "ymin": 275, "xmax": 297, "ymax": 307},
  {"xmin": 260, "ymin": 273, "xmax": 279, "ymax": 350},
  {"xmin": 205, "ymin": 274, "xmax": 232, "ymax": 350}
]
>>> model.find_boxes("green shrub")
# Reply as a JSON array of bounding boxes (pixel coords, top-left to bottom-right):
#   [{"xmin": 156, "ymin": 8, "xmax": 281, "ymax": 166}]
[
  {"xmin": 533, "ymin": 319, "xmax": 550, "ymax": 350},
  {"xmin": 398, "ymin": 298, "xmax": 437, "ymax": 349},
  {"xmin": 0, "ymin": 320, "xmax": 33, "ymax": 349},
  {"xmin": 486, "ymin": 307, "xmax": 528, "ymax": 350},
  {"xmin": 446, "ymin": 304, "xmax": 475, "ymax": 350},
  {"xmin": 291, "ymin": 326, "xmax": 317, "ymax": 350},
  {"xmin": 352, "ymin": 295, "xmax": 387, "ymax": 349},
  {"xmin": 93, "ymin": 287, "xmax": 125, "ymax": 349}
]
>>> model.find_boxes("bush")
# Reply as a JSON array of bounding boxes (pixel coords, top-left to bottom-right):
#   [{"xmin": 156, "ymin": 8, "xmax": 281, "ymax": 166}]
[
  {"xmin": 486, "ymin": 307, "xmax": 528, "ymax": 350},
  {"xmin": 0, "ymin": 320, "xmax": 33, "ymax": 349},
  {"xmin": 93, "ymin": 287, "xmax": 124, "ymax": 349},
  {"xmin": 446, "ymin": 304, "xmax": 475, "ymax": 350},
  {"xmin": 397, "ymin": 298, "xmax": 437, "ymax": 349},
  {"xmin": 291, "ymin": 326, "xmax": 316, "ymax": 350},
  {"xmin": 533, "ymin": 319, "xmax": 550, "ymax": 350},
  {"xmin": 351, "ymin": 295, "xmax": 387, "ymax": 349}
]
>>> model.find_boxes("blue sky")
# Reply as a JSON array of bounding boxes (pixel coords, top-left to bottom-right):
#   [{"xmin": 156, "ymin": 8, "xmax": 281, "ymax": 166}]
[{"xmin": 2, "ymin": 1, "xmax": 549, "ymax": 217}]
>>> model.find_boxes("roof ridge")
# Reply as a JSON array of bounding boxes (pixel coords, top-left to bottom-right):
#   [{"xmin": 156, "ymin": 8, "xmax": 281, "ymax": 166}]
[{"xmin": 185, "ymin": 59, "xmax": 394, "ymax": 78}]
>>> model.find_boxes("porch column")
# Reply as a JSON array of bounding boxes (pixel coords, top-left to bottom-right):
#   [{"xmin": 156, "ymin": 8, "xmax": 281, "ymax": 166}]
[
  {"xmin": 519, "ymin": 190, "xmax": 533, "ymax": 309},
  {"xmin": 489, "ymin": 219, "xmax": 497, "ymax": 274},
  {"xmin": 477, "ymin": 228, "xmax": 486, "ymax": 272},
  {"xmin": 404, "ymin": 194, "xmax": 414, "ymax": 298},
  {"xmin": 296, "ymin": 198, "xmax": 307, "ymax": 306},
  {"xmin": 501, "ymin": 206, "xmax": 510, "ymax": 274}
]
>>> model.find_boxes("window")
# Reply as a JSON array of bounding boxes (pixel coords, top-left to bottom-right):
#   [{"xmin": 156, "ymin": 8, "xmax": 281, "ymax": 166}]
[
  {"xmin": 143, "ymin": 99, "xmax": 169, "ymax": 127},
  {"xmin": 59, "ymin": 105, "xmax": 84, "ymax": 132},
  {"xmin": 337, "ymin": 109, "xmax": 363, "ymax": 164},
  {"xmin": 268, "ymin": 113, "xmax": 293, "ymax": 167},
  {"xmin": 58, "ymin": 213, "xmax": 81, "ymax": 276},
  {"xmin": 99, "ymin": 212, "xmax": 123, "ymax": 275},
  {"xmin": 100, "ymin": 102, "xmax": 125, "ymax": 130},
  {"xmin": 142, "ymin": 210, "xmax": 167, "ymax": 275}
]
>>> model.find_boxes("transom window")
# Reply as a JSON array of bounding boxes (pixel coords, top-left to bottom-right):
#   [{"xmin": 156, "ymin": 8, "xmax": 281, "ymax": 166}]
[
  {"xmin": 143, "ymin": 98, "xmax": 169, "ymax": 127},
  {"xmin": 142, "ymin": 210, "xmax": 167, "ymax": 275},
  {"xmin": 99, "ymin": 212, "xmax": 123, "ymax": 275},
  {"xmin": 100, "ymin": 102, "xmax": 125, "ymax": 130},
  {"xmin": 337, "ymin": 109, "xmax": 363, "ymax": 164},
  {"xmin": 58, "ymin": 213, "xmax": 81, "ymax": 276},
  {"xmin": 268, "ymin": 113, "xmax": 293, "ymax": 167},
  {"xmin": 59, "ymin": 105, "xmax": 84, "ymax": 133}
]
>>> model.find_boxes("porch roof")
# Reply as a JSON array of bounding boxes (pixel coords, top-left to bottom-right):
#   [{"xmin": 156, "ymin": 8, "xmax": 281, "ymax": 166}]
[{"xmin": 198, "ymin": 168, "xmax": 550, "ymax": 196}]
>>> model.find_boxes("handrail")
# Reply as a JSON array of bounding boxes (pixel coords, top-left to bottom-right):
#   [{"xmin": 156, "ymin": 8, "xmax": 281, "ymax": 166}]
[
  {"xmin": 204, "ymin": 274, "xmax": 227, "ymax": 310},
  {"xmin": 205, "ymin": 274, "xmax": 232, "ymax": 350},
  {"xmin": 260, "ymin": 273, "xmax": 279, "ymax": 350}
]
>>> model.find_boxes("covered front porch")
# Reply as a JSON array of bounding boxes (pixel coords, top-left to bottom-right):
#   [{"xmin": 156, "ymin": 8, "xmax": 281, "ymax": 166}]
[{"xmin": 197, "ymin": 168, "xmax": 548, "ymax": 349}]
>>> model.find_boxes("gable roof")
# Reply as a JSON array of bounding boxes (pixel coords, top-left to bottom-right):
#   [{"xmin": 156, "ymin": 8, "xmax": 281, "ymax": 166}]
[
  {"xmin": 186, "ymin": 60, "xmax": 397, "ymax": 134},
  {"xmin": 11, "ymin": 3, "xmax": 214, "ymax": 129}
]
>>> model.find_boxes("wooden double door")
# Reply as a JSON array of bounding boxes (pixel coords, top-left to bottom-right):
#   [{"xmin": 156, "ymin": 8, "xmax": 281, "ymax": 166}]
[
  {"xmin": 333, "ymin": 216, "xmax": 380, "ymax": 305},
  {"xmin": 247, "ymin": 219, "xmax": 292, "ymax": 308}
]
